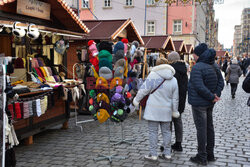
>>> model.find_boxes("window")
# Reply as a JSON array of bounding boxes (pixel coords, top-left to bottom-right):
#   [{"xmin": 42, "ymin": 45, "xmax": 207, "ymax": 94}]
[
  {"xmin": 104, "ymin": 0, "xmax": 111, "ymax": 7},
  {"xmin": 82, "ymin": 0, "xmax": 89, "ymax": 8},
  {"xmin": 147, "ymin": 21, "xmax": 155, "ymax": 35},
  {"xmin": 126, "ymin": 0, "xmax": 133, "ymax": 6},
  {"xmin": 173, "ymin": 20, "xmax": 182, "ymax": 33},
  {"xmin": 147, "ymin": 0, "xmax": 155, "ymax": 5}
]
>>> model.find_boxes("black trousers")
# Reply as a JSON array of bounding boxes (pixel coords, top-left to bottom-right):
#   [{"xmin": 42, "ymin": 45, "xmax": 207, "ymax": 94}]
[
  {"xmin": 230, "ymin": 83, "xmax": 238, "ymax": 96},
  {"xmin": 192, "ymin": 105, "xmax": 215, "ymax": 161}
]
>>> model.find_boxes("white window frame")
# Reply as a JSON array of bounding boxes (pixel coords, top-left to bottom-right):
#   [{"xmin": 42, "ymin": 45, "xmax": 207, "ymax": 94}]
[
  {"xmin": 173, "ymin": 20, "xmax": 182, "ymax": 34},
  {"xmin": 104, "ymin": 0, "xmax": 111, "ymax": 7},
  {"xmin": 147, "ymin": 21, "xmax": 155, "ymax": 35},
  {"xmin": 147, "ymin": 0, "xmax": 155, "ymax": 5},
  {"xmin": 125, "ymin": 0, "xmax": 133, "ymax": 6},
  {"xmin": 82, "ymin": 0, "xmax": 89, "ymax": 8}
]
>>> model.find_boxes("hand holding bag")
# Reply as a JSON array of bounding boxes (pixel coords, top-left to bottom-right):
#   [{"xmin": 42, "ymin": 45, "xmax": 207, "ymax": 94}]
[{"xmin": 139, "ymin": 79, "xmax": 166, "ymax": 108}]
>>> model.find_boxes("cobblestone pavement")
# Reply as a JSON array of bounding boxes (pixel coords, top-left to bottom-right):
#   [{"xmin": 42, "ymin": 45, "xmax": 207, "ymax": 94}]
[{"xmin": 15, "ymin": 77, "xmax": 250, "ymax": 167}]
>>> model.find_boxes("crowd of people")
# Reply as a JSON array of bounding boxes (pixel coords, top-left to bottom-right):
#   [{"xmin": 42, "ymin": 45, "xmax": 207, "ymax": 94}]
[{"xmin": 132, "ymin": 43, "xmax": 250, "ymax": 166}]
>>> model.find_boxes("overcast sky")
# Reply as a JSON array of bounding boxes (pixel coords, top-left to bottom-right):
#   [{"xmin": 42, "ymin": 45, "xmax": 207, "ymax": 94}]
[{"xmin": 214, "ymin": 0, "xmax": 250, "ymax": 48}]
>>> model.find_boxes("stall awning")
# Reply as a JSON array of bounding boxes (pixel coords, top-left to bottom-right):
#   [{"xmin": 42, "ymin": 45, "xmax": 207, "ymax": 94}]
[
  {"xmin": 186, "ymin": 44, "xmax": 194, "ymax": 54},
  {"xmin": 216, "ymin": 51, "xmax": 230, "ymax": 58},
  {"xmin": 173, "ymin": 40, "xmax": 188, "ymax": 54},
  {"xmin": 141, "ymin": 35, "xmax": 175, "ymax": 51},
  {"xmin": 0, "ymin": 0, "xmax": 90, "ymax": 35},
  {"xmin": 82, "ymin": 19, "xmax": 144, "ymax": 45}
]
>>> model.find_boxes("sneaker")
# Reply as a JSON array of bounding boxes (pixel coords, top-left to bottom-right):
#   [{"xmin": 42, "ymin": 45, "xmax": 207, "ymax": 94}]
[
  {"xmin": 159, "ymin": 154, "xmax": 171, "ymax": 160},
  {"xmin": 171, "ymin": 143, "xmax": 183, "ymax": 152},
  {"xmin": 144, "ymin": 155, "xmax": 158, "ymax": 161},
  {"xmin": 207, "ymin": 155, "xmax": 216, "ymax": 162},
  {"xmin": 190, "ymin": 156, "xmax": 207, "ymax": 166}
]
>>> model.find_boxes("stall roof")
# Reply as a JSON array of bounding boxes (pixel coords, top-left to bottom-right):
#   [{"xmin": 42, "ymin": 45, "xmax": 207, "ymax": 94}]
[
  {"xmin": 216, "ymin": 51, "xmax": 230, "ymax": 58},
  {"xmin": 82, "ymin": 19, "xmax": 144, "ymax": 45},
  {"xmin": 0, "ymin": 0, "xmax": 90, "ymax": 34},
  {"xmin": 141, "ymin": 35, "xmax": 175, "ymax": 51},
  {"xmin": 186, "ymin": 44, "xmax": 194, "ymax": 54},
  {"xmin": 173, "ymin": 40, "xmax": 188, "ymax": 53}
]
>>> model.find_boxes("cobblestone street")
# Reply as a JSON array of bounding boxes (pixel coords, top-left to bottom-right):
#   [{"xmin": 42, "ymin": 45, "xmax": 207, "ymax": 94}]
[{"xmin": 15, "ymin": 77, "xmax": 250, "ymax": 167}]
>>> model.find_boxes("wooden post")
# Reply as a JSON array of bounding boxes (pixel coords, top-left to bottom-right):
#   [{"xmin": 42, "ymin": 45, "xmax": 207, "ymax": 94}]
[
  {"xmin": 139, "ymin": 48, "xmax": 147, "ymax": 120},
  {"xmin": 24, "ymin": 136, "xmax": 33, "ymax": 145}
]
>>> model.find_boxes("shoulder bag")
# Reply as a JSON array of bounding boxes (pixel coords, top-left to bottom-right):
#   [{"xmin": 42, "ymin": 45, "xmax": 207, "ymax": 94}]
[{"xmin": 139, "ymin": 79, "xmax": 166, "ymax": 108}]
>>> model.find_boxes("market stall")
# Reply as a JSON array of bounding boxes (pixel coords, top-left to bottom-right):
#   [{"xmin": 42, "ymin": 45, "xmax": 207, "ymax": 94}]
[
  {"xmin": 216, "ymin": 50, "xmax": 230, "ymax": 63},
  {"xmin": 142, "ymin": 35, "xmax": 175, "ymax": 67},
  {"xmin": 185, "ymin": 44, "xmax": 194, "ymax": 63},
  {"xmin": 0, "ymin": 0, "xmax": 89, "ymax": 147},
  {"xmin": 173, "ymin": 40, "xmax": 188, "ymax": 60}
]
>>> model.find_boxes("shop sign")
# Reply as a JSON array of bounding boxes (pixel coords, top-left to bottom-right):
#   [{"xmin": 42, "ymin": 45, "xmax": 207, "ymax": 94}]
[{"xmin": 17, "ymin": 0, "xmax": 51, "ymax": 20}]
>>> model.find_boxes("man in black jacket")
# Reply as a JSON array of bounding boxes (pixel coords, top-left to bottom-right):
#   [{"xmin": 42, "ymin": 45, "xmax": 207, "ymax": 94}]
[
  {"xmin": 188, "ymin": 43, "xmax": 224, "ymax": 165},
  {"xmin": 167, "ymin": 51, "xmax": 188, "ymax": 152}
]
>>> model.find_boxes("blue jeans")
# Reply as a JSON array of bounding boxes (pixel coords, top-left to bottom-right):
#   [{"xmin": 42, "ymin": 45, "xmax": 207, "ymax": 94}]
[{"xmin": 192, "ymin": 105, "xmax": 215, "ymax": 161}]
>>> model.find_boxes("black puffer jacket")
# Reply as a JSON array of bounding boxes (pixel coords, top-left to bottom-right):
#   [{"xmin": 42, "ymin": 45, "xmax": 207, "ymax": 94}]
[{"xmin": 170, "ymin": 61, "xmax": 188, "ymax": 113}]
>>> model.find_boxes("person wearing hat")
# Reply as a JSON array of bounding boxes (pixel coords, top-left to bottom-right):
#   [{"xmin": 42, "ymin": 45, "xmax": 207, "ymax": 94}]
[
  {"xmin": 226, "ymin": 58, "xmax": 242, "ymax": 99},
  {"xmin": 133, "ymin": 60, "xmax": 180, "ymax": 161},
  {"xmin": 188, "ymin": 43, "xmax": 224, "ymax": 165},
  {"xmin": 162, "ymin": 51, "xmax": 188, "ymax": 152}
]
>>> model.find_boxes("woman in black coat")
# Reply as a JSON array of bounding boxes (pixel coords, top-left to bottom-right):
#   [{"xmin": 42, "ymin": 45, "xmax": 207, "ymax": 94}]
[{"xmin": 167, "ymin": 51, "xmax": 188, "ymax": 151}]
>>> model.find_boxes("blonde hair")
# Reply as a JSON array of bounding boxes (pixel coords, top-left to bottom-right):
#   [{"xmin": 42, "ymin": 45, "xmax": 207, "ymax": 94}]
[{"xmin": 156, "ymin": 57, "xmax": 168, "ymax": 66}]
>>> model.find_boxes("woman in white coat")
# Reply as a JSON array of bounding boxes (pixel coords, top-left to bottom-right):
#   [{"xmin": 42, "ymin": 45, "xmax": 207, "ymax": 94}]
[{"xmin": 133, "ymin": 58, "xmax": 179, "ymax": 161}]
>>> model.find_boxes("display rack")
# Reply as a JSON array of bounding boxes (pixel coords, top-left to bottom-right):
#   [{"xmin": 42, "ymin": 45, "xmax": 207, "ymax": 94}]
[
  {"xmin": 111, "ymin": 122, "xmax": 135, "ymax": 145},
  {"xmin": 93, "ymin": 119, "xmax": 127, "ymax": 163}
]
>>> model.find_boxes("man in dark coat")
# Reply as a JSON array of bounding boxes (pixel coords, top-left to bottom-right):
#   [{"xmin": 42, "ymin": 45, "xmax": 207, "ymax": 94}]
[
  {"xmin": 167, "ymin": 51, "xmax": 188, "ymax": 152},
  {"xmin": 188, "ymin": 43, "xmax": 224, "ymax": 165},
  {"xmin": 242, "ymin": 72, "xmax": 250, "ymax": 106}
]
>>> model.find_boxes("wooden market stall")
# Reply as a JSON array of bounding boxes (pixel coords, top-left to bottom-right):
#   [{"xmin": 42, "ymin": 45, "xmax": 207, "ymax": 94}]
[
  {"xmin": 0, "ymin": 0, "xmax": 89, "ymax": 144},
  {"xmin": 185, "ymin": 44, "xmax": 194, "ymax": 62},
  {"xmin": 67, "ymin": 18, "xmax": 145, "ymax": 79},
  {"xmin": 141, "ymin": 35, "xmax": 175, "ymax": 67},
  {"xmin": 173, "ymin": 40, "xmax": 188, "ymax": 60},
  {"xmin": 216, "ymin": 50, "xmax": 230, "ymax": 62}
]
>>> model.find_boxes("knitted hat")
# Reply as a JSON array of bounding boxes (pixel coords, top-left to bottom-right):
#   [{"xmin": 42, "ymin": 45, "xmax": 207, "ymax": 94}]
[
  {"xmin": 134, "ymin": 50, "xmax": 143, "ymax": 58},
  {"xmin": 194, "ymin": 43, "xmax": 208, "ymax": 56},
  {"xmin": 97, "ymin": 109, "xmax": 110, "ymax": 123},
  {"xmin": 156, "ymin": 57, "xmax": 168, "ymax": 66},
  {"xmin": 111, "ymin": 93, "xmax": 125, "ymax": 104},
  {"xmin": 116, "ymin": 86, "xmax": 123, "ymax": 94},
  {"xmin": 88, "ymin": 42, "xmax": 99, "ymax": 57},
  {"xmin": 89, "ymin": 89, "xmax": 96, "ymax": 98},
  {"xmin": 97, "ymin": 93, "xmax": 110, "ymax": 104},
  {"xmin": 114, "ymin": 58, "xmax": 126, "ymax": 70},
  {"xmin": 99, "ymin": 58, "xmax": 113, "ymax": 70},
  {"xmin": 113, "ymin": 50, "xmax": 124, "ymax": 64},
  {"xmin": 98, "ymin": 50, "xmax": 112, "ymax": 63},
  {"xmin": 99, "ymin": 67, "xmax": 113, "ymax": 80},
  {"xmin": 96, "ymin": 77, "xmax": 108, "ymax": 89},
  {"xmin": 167, "ymin": 51, "xmax": 180, "ymax": 62},
  {"xmin": 114, "ymin": 41, "xmax": 124, "ymax": 55},
  {"xmin": 114, "ymin": 66, "xmax": 124, "ymax": 79},
  {"xmin": 132, "ymin": 41, "xmax": 139, "ymax": 48},
  {"xmin": 98, "ymin": 41, "xmax": 113, "ymax": 54},
  {"xmin": 122, "ymin": 38, "xmax": 128, "ymax": 55},
  {"xmin": 232, "ymin": 58, "xmax": 238, "ymax": 64},
  {"xmin": 110, "ymin": 77, "xmax": 123, "ymax": 89},
  {"xmin": 121, "ymin": 38, "xmax": 128, "ymax": 44}
]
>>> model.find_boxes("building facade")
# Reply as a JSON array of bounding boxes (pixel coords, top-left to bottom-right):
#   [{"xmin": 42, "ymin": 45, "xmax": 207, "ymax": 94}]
[
  {"xmin": 91, "ymin": 0, "xmax": 167, "ymax": 36},
  {"xmin": 240, "ymin": 8, "xmax": 250, "ymax": 56},
  {"xmin": 166, "ymin": 1, "xmax": 207, "ymax": 47},
  {"xmin": 233, "ymin": 25, "xmax": 241, "ymax": 57}
]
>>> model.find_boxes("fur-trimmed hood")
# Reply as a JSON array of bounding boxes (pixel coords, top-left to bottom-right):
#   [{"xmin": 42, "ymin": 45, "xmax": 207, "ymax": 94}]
[{"xmin": 151, "ymin": 64, "xmax": 175, "ymax": 80}]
